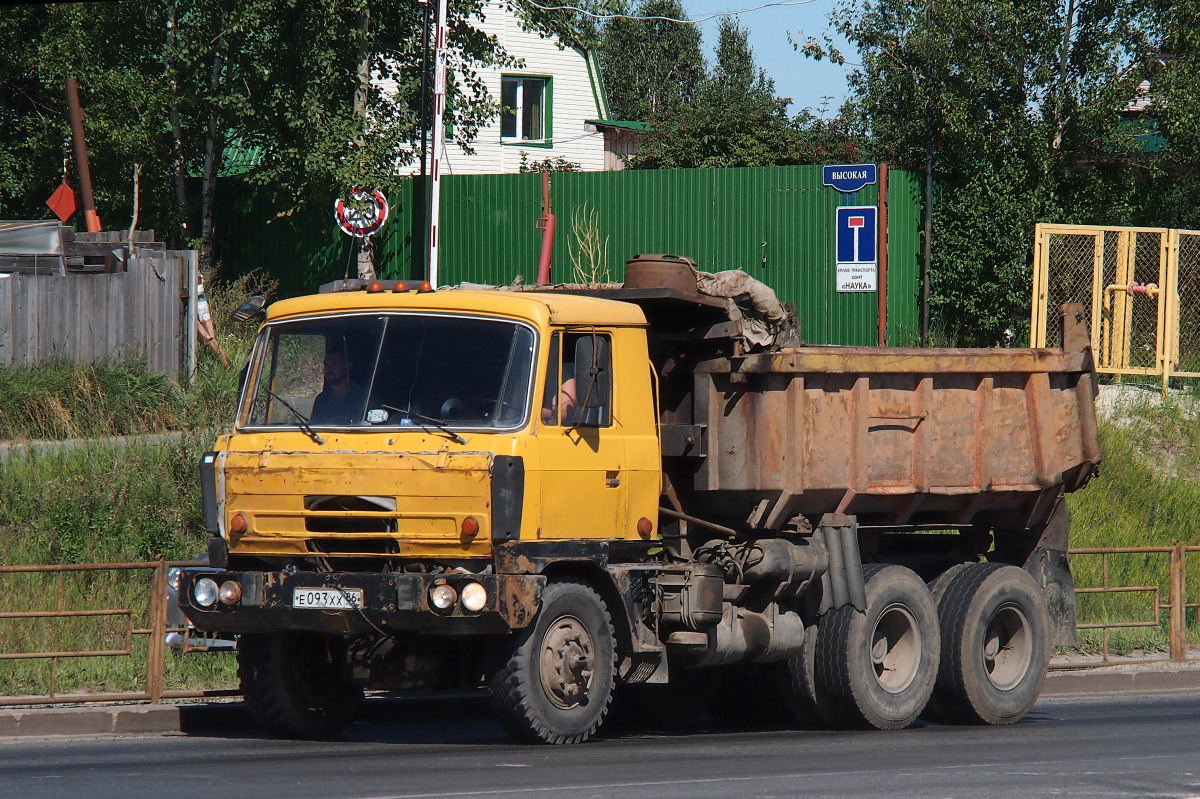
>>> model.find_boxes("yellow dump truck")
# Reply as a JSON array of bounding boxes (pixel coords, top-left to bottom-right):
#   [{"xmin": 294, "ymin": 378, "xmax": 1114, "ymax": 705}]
[{"xmin": 177, "ymin": 258, "xmax": 1101, "ymax": 744}]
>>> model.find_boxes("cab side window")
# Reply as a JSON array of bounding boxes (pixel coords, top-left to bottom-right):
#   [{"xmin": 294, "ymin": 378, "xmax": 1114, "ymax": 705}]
[{"xmin": 542, "ymin": 331, "xmax": 611, "ymax": 427}]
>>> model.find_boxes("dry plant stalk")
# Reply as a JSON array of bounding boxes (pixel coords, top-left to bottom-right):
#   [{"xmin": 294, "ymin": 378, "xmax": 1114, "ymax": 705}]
[{"xmin": 568, "ymin": 204, "xmax": 611, "ymax": 286}]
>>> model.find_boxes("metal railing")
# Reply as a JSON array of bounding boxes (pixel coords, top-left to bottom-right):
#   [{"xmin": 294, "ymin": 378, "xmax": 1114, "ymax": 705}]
[
  {"xmin": 0, "ymin": 559, "xmax": 235, "ymax": 707},
  {"xmin": 1, "ymin": 546, "xmax": 1197, "ymax": 705},
  {"xmin": 1066, "ymin": 542, "xmax": 1200, "ymax": 665}
]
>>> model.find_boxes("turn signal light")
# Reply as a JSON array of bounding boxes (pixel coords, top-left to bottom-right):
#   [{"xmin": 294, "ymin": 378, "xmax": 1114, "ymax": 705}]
[
  {"xmin": 219, "ymin": 580, "xmax": 242, "ymax": 606},
  {"xmin": 229, "ymin": 513, "xmax": 248, "ymax": 535},
  {"xmin": 461, "ymin": 516, "xmax": 480, "ymax": 537}
]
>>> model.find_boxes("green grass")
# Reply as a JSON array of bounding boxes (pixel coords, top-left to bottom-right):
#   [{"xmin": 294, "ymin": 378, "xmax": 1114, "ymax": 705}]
[
  {"xmin": 0, "ymin": 435, "xmax": 239, "ymax": 698},
  {"xmin": 1066, "ymin": 388, "xmax": 1200, "ymax": 655},
  {"xmin": 0, "ymin": 272, "xmax": 274, "ymax": 699}
]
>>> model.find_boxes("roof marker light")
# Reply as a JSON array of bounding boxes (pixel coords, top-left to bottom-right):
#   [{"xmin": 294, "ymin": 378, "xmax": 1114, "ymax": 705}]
[
  {"xmin": 367, "ymin": 280, "xmax": 385, "ymax": 293},
  {"xmin": 393, "ymin": 281, "xmax": 409, "ymax": 292}
]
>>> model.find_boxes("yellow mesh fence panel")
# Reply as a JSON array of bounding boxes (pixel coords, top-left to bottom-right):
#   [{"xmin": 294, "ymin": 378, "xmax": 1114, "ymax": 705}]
[
  {"xmin": 1175, "ymin": 233, "xmax": 1200, "ymax": 376},
  {"xmin": 1033, "ymin": 224, "xmax": 1200, "ymax": 388},
  {"xmin": 1124, "ymin": 231, "xmax": 1165, "ymax": 371},
  {"xmin": 1042, "ymin": 232, "xmax": 1098, "ymax": 349}
]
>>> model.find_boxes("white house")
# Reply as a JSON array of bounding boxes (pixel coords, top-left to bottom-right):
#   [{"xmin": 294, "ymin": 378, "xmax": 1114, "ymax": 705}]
[{"xmin": 429, "ymin": 1, "xmax": 619, "ymax": 174}]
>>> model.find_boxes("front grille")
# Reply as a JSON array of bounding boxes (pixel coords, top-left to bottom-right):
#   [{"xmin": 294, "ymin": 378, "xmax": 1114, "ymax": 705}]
[
  {"xmin": 304, "ymin": 494, "xmax": 398, "ymax": 534},
  {"xmin": 306, "ymin": 537, "xmax": 400, "ymax": 556}
]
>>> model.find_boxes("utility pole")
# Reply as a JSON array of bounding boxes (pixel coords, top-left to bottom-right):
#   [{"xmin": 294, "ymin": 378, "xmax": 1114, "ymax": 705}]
[
  {"xmin": 65, "ymin": 78, "xmax": 101, "ymax": 233},
  {"xmin": 920, "ymin": 0, "xmax": 934, "ymax": 344}
]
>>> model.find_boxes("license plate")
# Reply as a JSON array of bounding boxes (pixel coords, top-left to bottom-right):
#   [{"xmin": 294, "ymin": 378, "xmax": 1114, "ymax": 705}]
[{"xmin": 292, "ymin": 587, "xmax": 364, "ymax": 610}]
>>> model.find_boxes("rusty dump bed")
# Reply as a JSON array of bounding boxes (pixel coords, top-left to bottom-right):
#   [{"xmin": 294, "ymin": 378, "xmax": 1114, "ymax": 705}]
[{"xmin": 675, "ymin": 306, "xmax": 1102, "ymax": 533}]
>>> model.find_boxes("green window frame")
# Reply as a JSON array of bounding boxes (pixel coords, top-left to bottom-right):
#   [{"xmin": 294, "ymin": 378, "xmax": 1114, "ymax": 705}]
[{"xmin": 500, "ymin": 75, "xmax": 553, "ymax": 147}]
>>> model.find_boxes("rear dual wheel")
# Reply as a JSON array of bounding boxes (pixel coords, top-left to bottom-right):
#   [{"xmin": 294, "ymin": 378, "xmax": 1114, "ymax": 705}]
[
  {"xmin": 930, "ymin": 563, "xmax": 1050, "ymax": 725},
  {"xmin": 814, "ymin": 564, "xmax": 940, "ymax": 730}
]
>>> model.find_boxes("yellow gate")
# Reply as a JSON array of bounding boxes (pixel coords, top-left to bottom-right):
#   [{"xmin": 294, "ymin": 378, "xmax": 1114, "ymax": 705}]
[{"xmin": 1031, "ymin": 223, "xmax": 1200, "ymax": 392}]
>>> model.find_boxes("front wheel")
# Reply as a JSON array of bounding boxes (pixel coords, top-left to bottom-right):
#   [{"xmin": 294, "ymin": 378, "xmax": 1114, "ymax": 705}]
[
  {"xmin": 815, "ymin": 564, "xmax": 940, "ymax": 730},
  {"xmin": 237, "ymin": 631, "xmax": 363, "ymax": 739},
  {"xmin": 489, "ymin": 579, "xmax": 616, "ymax": 744},
  {"xmin": 932, "ymin": 563, "xmax": 1050, "ymax": 725}
]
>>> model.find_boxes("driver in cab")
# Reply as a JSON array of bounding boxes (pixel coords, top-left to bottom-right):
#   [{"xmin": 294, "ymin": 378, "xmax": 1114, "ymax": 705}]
[{"xmin": 311, "ymin": 350, "xmax": 368, "ymax": 425}]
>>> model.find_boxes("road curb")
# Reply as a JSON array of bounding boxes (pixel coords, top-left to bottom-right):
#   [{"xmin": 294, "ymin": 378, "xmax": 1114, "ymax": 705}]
[
  {"xmin": 1043, "ymin": 665, "xmax": 1200, "ymax": 697},
  {"xmin": 4, "ymin": 669, "xmax": 1200, "ymax": 739}
]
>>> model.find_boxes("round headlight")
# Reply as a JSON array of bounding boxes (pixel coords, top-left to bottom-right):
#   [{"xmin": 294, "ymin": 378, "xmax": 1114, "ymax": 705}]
[
  {"xmin": 461, "ymin": 582, "xmax": 487, "ymax": 612},
  {"xmin": 219, "ymin": 580, "xmax": 242, "ymax": 606},
  {"xmin": 167, "ymin": 567, "xmax": 184, "ymax": 592},
  {"xmin": 193, "ymin": 577, "xmax": 219, "ymax": 608},
  {"xmin": 429, "ymin": 584, "xmax": 457, "ymax": 611}
]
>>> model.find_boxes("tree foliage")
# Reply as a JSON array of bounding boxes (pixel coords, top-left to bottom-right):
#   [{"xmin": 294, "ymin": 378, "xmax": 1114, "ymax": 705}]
[
  {"xmin": 599, "ymin": 0, "xmax": 705, "ymax": 120},
  {"xmin": 0, "ymin": 0, "xmax": 527, "ymax": 265},
  {"xmin": 828, "ymin": 0, "xmax": 1200, "ymax": 344},
  {"xmin": 626, "ymin": 18, "xmax": 864, "ymax": 169}
]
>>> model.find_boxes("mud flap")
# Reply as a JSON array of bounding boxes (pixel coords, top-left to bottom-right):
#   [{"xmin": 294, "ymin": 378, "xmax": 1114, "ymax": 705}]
[{"xmin": 1023, "ymin": 503, "xmax": 1077, "ymax": 647}]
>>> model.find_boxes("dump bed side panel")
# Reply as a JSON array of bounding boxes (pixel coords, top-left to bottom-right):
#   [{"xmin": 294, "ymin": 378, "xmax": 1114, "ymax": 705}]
[{"xmin": 684, "ymin": 345, "xmax": 1100, "ymax": 532}]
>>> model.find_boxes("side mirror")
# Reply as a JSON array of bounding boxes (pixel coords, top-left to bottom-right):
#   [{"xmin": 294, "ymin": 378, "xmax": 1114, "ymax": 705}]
[
  {"xmin": 233, "ymin": 295, "xmax": 267, "ymax": 322},
  {"xmin": 572, "ymin": 335, "xmax": 611, "ymax": 427}
]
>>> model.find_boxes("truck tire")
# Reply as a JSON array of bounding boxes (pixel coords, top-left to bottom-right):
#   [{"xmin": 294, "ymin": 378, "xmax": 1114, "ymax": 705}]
[
  {"xmin": 783, "ymin": 622, "xmax": 840, "ymax": 727},
  {"xmin": 932, "ymin": 563, "xmax": 1050, "ymax": 725},
  {"xmin": 488, "ymin": 579, "xmax": 616, "ymax": 744},
  {"xmin": 929, "ymin": 562, "xmax": 974, "ymax": 605},
  {"xmin": 237, "ymin": 631, "xmax": 363, "ymax": 739},
  {"xmin": 815, "ymin": 564, "xmax": 940, "ymax": 730},
  {"xmin": 920, "ymin": 561, "xmax": 975, "ymax": 722}
]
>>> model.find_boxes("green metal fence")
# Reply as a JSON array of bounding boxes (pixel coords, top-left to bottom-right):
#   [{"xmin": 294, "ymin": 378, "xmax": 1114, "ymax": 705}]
[{"xmin": 214, "ymin": 166, "xmax": 923, "ymax": 345}]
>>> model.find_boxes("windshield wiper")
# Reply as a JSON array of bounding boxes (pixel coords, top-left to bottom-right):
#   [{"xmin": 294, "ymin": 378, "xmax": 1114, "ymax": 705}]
[
  {"xmin": 260, "ymin": 386, "xmax": 325, "ymax": 445},
  {"xmin": 382, "ymin": 404, "xmax": 467, "ymax": 445}
]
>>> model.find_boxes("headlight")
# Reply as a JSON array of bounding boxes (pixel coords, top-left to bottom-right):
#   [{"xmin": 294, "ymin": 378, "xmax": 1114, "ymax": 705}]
[
  {"xmin": 461, "ymin": 582, "xmax": 487, "ymax": 612},
  {"xmin": 193, "ymin": 577, "xmax": 219, "ymax": 608},
  {"xmin": 429, "ymin": 584, "xmax": 457, "ymax": 611},
  {"xmin": 167, "ymin": 567, "xmax": 184, "ymax": 592},
  {"xmin": 219, "ymin": 580, "xmax": 242, "ymax": 606}
]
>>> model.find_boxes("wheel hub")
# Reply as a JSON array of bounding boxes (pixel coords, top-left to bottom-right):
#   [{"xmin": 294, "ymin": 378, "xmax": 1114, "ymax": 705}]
[
  {"xmin": 870, "ymin": 603, "xmax": 921, "ymax": 694},
  {"xmin": 982, "ymin": 603, "xmax": 1032, "ymax": 691},
  {"xmin": 540, "ymin": 615, "xmax": 595, "ymax": 709}
]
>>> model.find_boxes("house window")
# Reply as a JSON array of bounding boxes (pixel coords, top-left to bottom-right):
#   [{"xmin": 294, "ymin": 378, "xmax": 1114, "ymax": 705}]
[{"xmin": 501, "ymin": 76, "xmax": 548, "ymax": 142}]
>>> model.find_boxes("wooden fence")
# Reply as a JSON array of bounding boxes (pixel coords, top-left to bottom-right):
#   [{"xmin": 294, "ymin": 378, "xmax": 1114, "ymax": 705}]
[{"xmin": 0, "ymin": 250, "xmax": 197, "ymax": 381}]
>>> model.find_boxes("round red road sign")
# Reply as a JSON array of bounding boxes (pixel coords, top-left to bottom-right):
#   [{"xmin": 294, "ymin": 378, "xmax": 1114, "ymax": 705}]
[{"xmin": 334, "ymin": 187, "xmax": 389, "ymax": 237}]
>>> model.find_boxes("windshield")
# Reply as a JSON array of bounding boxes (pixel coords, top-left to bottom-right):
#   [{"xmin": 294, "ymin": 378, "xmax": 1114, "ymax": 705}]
[{"xmin": 242, "ymin": 313, "xmax": 536, "ymax": 430}]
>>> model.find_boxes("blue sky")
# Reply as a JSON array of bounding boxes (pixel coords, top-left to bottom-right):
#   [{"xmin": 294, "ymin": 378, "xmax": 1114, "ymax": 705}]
[{"xmin": 682, "ymin": 0, "xmax": 854, "ymax": 115}]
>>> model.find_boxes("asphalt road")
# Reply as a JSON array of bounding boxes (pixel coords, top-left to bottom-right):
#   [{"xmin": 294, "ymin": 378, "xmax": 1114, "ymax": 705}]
[{"xmin": 2, "ymin": 692, "xmax": 1199, "ymax": 799}]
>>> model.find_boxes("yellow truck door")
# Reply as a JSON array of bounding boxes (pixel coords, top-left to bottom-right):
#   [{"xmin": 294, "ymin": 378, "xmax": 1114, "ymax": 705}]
[{"xmin": 536, "ymin": 331, "xmax": 628, "ymax": 539}]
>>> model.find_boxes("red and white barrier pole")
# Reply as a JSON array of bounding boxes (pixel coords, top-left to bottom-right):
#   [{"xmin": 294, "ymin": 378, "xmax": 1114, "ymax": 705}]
[{"xmin": 427, "ymin": 0, "xmax": 449, "ymax": 287}]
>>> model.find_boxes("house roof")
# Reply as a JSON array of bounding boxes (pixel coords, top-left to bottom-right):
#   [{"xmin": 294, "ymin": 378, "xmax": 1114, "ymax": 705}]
[{"xmin": 587, "ymin": 120, "xmax": 651, "ymax": 132}]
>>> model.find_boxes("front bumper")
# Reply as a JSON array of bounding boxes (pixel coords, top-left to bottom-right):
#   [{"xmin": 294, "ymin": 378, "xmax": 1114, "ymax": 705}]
[{"xmin": 177, "ymin": 569, "xmax": 545, "ymax": 636}]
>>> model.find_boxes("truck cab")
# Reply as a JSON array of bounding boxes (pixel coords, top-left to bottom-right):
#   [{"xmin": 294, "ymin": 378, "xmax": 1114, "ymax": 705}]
[{"xmin": 179, "ymin": 284, "xmax": 665, "ymax": 742}]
